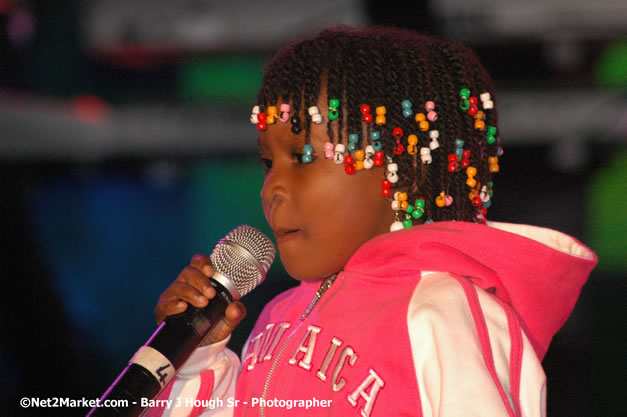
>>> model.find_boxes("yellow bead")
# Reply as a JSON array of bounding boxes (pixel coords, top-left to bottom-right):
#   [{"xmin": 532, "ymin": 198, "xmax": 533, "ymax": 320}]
[
  {"xmin": 415, "ymin": 113, "xmax": 426, "ymax": 122},
  {"xmin": 419, "ymin": 120, "xmax": 429, "ymax": 131},
  {"xmin": 267, "ymin": 106, "xmax": 278, "ymax": 117},
  {"xmin": 267, "ymin": 115, "xmax": 276, "ymax": 124},
  {"xmin": 355, "ymin": 160, "xmax": 364, "ymax": 170},
  {"xmin": 435, "ymin": 192, "xmax": 446, "ymax": 207},
  {"xmin": 375, "ymin": 115, "xmax": 386, "ymax": 125},
  {"xmin": 354, "ymin": 149, "xmax": 364, "ymax": 160},
  {"xmin": 376, "ymin": 106, "xmax": 387, "ymax": 115},
  {"xmin": 475, "ymin": 119, "xmax": 485, "ymax": 130}
]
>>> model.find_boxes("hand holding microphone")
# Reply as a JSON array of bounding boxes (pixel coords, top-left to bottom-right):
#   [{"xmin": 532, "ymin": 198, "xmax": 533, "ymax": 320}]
[{"xmin": 88, "ymin": 225, "xmax": 275, "ymax": 417}]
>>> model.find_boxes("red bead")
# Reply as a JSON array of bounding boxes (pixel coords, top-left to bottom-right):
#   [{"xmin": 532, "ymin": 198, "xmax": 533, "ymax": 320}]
[
  {"xmin": 448, "ymin": 162, "xmax": 459, "ymax": 172},
  {"xmin": 481, "ymin": 206, "xmax": 488, "ymax": 215},
  {"xmin": 448, "ymin": 154, "xmax": 458, "ymax": 163},
  {"xmin": 374, "ymin": 157, "xmax": 383, "ymax": 167},
  {"xmin": 467, "ymin": 105, "xmax": 478, "ymax": 116},
  {"xmin": 472, "ymin": 196, "xmax": 482, "ymax": 207},
  {"xmin": 462, "ymin": 149, "xmax": 471, "ymax": 159},
  {"xmin": 257, "ymin": 112, "xmax": 267, "ymax": 122},
  {"xmin": 469, "ymin": 97, "xmax": 478, "ymax": 105},
  {"xmin": 381, "ymin": 188, "xmax": 391, "ymax": 197},
  {"xmin": 374, "ymin": 151, "xmax": 384, "ymax": 159},
  {"xmin": 360, "ymin": 104, "xmax": 371, "ymax": 114},
  {"xmin": 344, "ymin": 155, "xmax": 354, "ymax": 164},
  {"xmin": 382, "ymin": 179, "xmax": 391, "ymax": 188},
  {"xmin": 363, "ymin": 114, "xmax": 373, "ymax": 123},
  {"xmin": 392, "ymin": 127, "xmax": 403, "ymax": 138},
  {"xmin": 393, "ymin": 144, "xmax": 404, "ymax": 155},
  {"xmin": 461, "ymin": 158, "xmax": 470, "ymax": 168},
  {"xmin": 345, "ymin": 164, "xmax": 356, "ymax": 175},
  {"xmin": 257, "ymin": 121, "xmax": 267, "ymax": 131}
]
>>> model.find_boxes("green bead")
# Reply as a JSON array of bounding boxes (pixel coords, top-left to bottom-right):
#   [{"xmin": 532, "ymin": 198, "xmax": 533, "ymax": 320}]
[
  {"xmin": 487, "ymin": 125, "xmax": 497, "ymax": 135},
  {"xmin": 459, "ymin": 98, "xmax": 470, "ymax": 111},
  {"xmin": 486, "ymin": 135, "xmax": 496, "ymax": 144},
  {"xmin": 329, "ymin": 99, "xmax": 340, "ymax": 109},
  {"xmin": 329, "ymin": 110, "xmax": 339, "ymax": 120},
  {"xmin": 460, "ymin": 88, "xmax": 470, "ymax": 98},
  {"xmin": 403, "ymin": 218, "xmax": 413, "ymax": 228},
  {"xmin": 406, "ymin": 204, "xmax": 414, "ymax": 213},
  {"xmin": 415, "ymin": 198, "xmax": 425, "ymax": 208},
  {"xmin": 412, "ymin": 208, "xmax": 424, "ymax": 219}
]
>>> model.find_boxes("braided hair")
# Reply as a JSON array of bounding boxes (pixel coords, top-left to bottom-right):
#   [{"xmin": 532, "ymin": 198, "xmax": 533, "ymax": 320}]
[{"xmin": 257, "ymin": 26, "xmax": 500, "ymax": 224}]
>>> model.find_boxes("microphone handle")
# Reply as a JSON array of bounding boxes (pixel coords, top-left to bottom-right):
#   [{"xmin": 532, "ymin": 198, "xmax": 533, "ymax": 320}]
[{"xmin": 87, "ymin": 278, "xmax": 233, "ymax": 417}]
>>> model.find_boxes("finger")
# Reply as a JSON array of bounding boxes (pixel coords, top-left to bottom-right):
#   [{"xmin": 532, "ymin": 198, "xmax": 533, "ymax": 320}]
[
  {"xmin": 190, "ymin": 254, "xmax": 214, "ymax": 278},
  {"xmin": 177, "ymin": 266, "xmax": 216, "ymax": 299},
  {"xmin": 201, "ymin": 301, "xmax": 247, "ymax": 346},
  {"xmin": 155, "ymin": 299, "xmax": 187, "ymax": 324}
]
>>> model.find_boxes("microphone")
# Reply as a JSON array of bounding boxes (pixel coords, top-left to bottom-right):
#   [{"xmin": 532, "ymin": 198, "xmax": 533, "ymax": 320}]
[{"xmin": 88, "ymin": 225, "xmax": 275, "ymax": 417}]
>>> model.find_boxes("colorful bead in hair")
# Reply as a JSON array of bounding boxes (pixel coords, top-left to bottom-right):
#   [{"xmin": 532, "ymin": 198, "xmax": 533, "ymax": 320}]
[
  {"xmin": 290, "ymin": 115, "xmax": 302, "ymax": 134},
  {"xmin": 415, "ymin": 112, "xmax": 429, "ymax": 131},
  {"xmin": 381, "ymin": 179, "xmax": 392, "ymax": 197},
  {"xmin": 480, "ymin": 92, "xmax": 494, "ymax": 110},
  {"xmin": 257, "ymin": 111, "xmax": 268, "ymax": 131},
  {"xmin": 370, "ymin": 131, "xmax": 382, "ymax": 151},
  {"xmin": 361, "ymin": 104, "xmax": 373, "ymax": 123},
  {"xmin": 324, "ymin": 142, "xmax": 334, "ymax": 159},
  {"xmin": 406, "ymin": 198, "xmax": 425, "ymax": 219},
  {"xmin": 344, "ymin": 155, "xmax": 356, "ymax": 174},
  {"xmin": 392, "ymin": 127, "xmax": 404, "ymax": 155},
  {"xmin": 279, "ymin": 103, "xmax": 291, "ymax": 122},
  {"xmin": 459, "ymin": 88, "xmax": 471, "ymax": 111},
  {"xmin": 466, "ymin": 166, "xmax": 477, "ymax": 188},
  {"xmin": 354, "ymin": 149, "xmax": 365, "ymax": 171},
  {"xmin": 308, "ymin": 106, "xmax": 323, "ymax": 124},
  {"xmin": 425, "ymin": 101, "xmax": 438, "ymax": 122},
  {"xmin": 373, "ymin": 150, "xmax": 384, "ymax": 167},
  {"xmin": 488, "ymin": 156, "xmax": 500, "ymax": 173},
  {"xmin": 250, "ymin": 105, "xmax": 260, "ymax": 124},
  {"xmin": 402, "ymin": 100, "xmax": 413, "ymax": 118},
  {"xmin": 348, "ymin": 133, "xmax": 360, "ymax": 152},
  {"xmin": 386, "ymin": 161, "xmax": 399, "ymax": 184},
  {"xmin": 328, "ymin": 99, "xmax": 340, "ymax": 121},
  {"xmin": 302, "ymin": 144, "xmax": 314, "ymax": 163},
  {"xmin": 333, "ymin": 143, "xmax": 346, "ymax": 164},
  {"xmin": 420, "ymin": 147, "xmax": 432, "ymax": 164},
  {"xmin": 364, "ymin": 145, "xmax": 375, "ymax": 169},
  {"xmin": 486, "ymin": 126, "xmax": 497, "ymax": 144},
  {"xmin": 375, "ymin": 106, "xmax": 387, "ymax": 125},
  {"xmin": 429, "ymin": 130, "xmax": 440, "ymax": 150},
  {"xmin": 407, "ymin": 134, "xmax": 418, "ymax": 155},
  {"xmin": 267, "ymin": 106, "xmax": 278, "ymax": 124}
]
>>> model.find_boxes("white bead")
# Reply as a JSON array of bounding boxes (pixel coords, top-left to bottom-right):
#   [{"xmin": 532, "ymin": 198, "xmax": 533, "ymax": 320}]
[
  {"xmin": 311, "ymin": 113, "xmax": 323, "ymax": 124},
  {"xmin": 387, "ymin": 163, "xmax": 398, "ymax": 172},
  {"xmin": 483, "ymin": 100, "xmax": 494, "ymax": 109},
  {"xmin": 391, "ymin": 200, "xmax": 400, "ymax": 210},
  {"xmin": 480, "ymin": 185, "xmax": 491, "ymax": 202},
  {"xmin": 420, "ymin": 147, "xmax": 432, "ymax": 164},
  {"xmin": 364, "ymin": 159, "xmax": 374, "ymax": 170},
  {"xmin": 250, "ymin": 114, "xmax": 259, "ymax": 124},
  {"xmin": 252, "ymin": 105, "xmax": 260, "ymax": 114},
  {"xmin": 480, "ymin": 92, "xmax": 491, "ymax": 102},
  {"xmin": 387, "ymin": 172, "xmax": 399, "ymax": 183},
  {"xmin": 390, "ymin": 221, "xmax": 404, "ymax": 232},
  {"xmin": 308, "ymin": 106, "xmax": 320, "ymax": 116},
  {"xmin": 429, "ymin": 138, "xmax": 439, "ymax": 150},
  {"xmin": 429, "ymin": 130, "xmax": 439, "ymax": 139},
  {"xmin": 333, "ymin": 143, "xmax": 345, "ymax": 164}
]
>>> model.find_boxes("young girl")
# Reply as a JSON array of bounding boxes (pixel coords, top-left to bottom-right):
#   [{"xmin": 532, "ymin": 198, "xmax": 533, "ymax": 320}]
[{"xmin": 149, "ymin": 26, "xmax": 596, "ymax": 417}]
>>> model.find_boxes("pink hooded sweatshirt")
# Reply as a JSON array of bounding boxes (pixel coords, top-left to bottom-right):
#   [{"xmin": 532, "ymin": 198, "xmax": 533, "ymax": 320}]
[{"xmin": 146, "ymin": 221, "xmax": 596, "ymax": 417}]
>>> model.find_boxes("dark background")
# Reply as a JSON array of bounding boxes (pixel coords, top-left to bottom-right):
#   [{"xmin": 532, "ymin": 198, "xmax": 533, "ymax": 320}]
[{"xmin": 1, "ymin": 1, "xmax": 625, "ymax": 416}]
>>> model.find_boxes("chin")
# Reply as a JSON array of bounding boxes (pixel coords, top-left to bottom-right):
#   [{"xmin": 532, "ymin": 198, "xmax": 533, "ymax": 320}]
[{"xmin": 281, "ymin": 258, "xmax": 332, "ymax": 282}]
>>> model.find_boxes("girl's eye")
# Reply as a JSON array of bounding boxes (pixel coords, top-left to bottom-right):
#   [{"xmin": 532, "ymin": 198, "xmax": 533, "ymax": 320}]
[{"xmin": 258, "ymin": 157, "xmax": 272, "ymax": 172}]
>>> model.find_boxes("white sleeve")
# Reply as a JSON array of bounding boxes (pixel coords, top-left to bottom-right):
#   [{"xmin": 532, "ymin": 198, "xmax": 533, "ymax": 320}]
[
  {"xmin": 144, "ymin": 336, "xmax": 240, "ymax": 417},
  {"xmin": 407, "ymin": 272, "xmax": 546, "ymax": 417}
]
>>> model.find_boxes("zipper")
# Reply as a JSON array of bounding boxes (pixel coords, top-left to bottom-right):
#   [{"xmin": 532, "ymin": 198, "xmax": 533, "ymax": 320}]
[{"xmin": 259, "ymin": 273, "xmax": 339, "ymax": 417}]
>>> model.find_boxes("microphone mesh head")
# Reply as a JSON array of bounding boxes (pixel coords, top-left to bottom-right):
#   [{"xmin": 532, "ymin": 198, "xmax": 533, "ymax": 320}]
[{"xmin": 210, "ymin": 225, "xmax": 276, "ymax": 297}]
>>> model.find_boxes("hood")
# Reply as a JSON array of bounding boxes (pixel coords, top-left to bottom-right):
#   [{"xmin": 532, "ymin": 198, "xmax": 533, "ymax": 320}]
[{"xmin": 343, "ymin": 221, "xmax": 597, "ymax": 360}]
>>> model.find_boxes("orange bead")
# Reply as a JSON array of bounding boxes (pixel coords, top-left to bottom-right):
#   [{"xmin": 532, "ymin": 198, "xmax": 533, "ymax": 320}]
[
  {"xmin": 466, "ymin": 177, "xmax": 477, "ymax": 188},
  {"xmin": 489, "ymin": 163, "xmax": 500, "ymax": 173},
  {"xmin": 267, "ymin": 106, "xmax": 278, "ymax": 117},
  {"xmin": 474, "ymin": 119, "xmax": 485, "ymax": 131},
  {"xmin": 398, "ymin": 192, "xmax": 408, "ymax": 201},
  {"xmin": 466, "ymin": 166, "xmax": 477, "ymax": 177},
  {"xmin": 407, "ymin": 134, "xmax": 418, "ymax": 145},
  {"xmin": 414, "ymin": 113, "xmax": 426, "ymax": 122},
  {"xmin": 375, "ymin": 115, "xmax": 386, "ymax": 125},
  {"xmin": 419, "ymin": 120, "xmax": 429, "ymax": 131},
  {"xmin": 488, "ymin": 156, "xmax": 498, "ymax": 165},
  {"xmin": 376, "ymin": 106, "xmax": 387, "ymax": 115},
  {"xmin": 400, "ymin": 201, "xmax": 408, "ymax": 210},
  {"xmin": 435, "ymin": 192, "xmax": 446, "ymax": 208}
]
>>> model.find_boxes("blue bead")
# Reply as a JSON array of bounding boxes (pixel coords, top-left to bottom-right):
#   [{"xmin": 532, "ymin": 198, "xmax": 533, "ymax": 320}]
[
  {"xmin": 302, "ymin": 154, "xmax": 312, "ymax": 163},
  {"xmin": 372, "ymin": 140, "xmax": 382, "ymax": 151},
  {"xmin": 402, "ymin": 99, "xmax": 412, "ymax": 109},
  {"xmin": 455, "ymin": 148, "xmax": 463, "ymax": 157},
  {"xmin": 455, "ymin": 138, "xmax": 464, "ymax": 148},
  {"xmin": 303, "ymin": 144, "xmax": 313, "ymax": 154},
  {"xmin": 370, "ymin": 131, "xmax": 381, "ymax": 140},
  {"xmin": 349, "ymin": 133, "xmax": 359, "ymax": 142},
  {"xmin": 402, "ymin": 108, "xmax": 413, "ymax": 118},
  {"xmin": 482, "ymin": 200, "xmax": 492, "ymax": 208},
  {"xmin": 348, "ymin": 142, "xmax": 357, "ymax": 152}
]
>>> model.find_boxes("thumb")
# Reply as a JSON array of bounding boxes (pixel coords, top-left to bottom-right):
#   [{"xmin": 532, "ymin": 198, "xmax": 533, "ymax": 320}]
[{"xmin": 200, "ymin": 301, "xmax": 247, "ymax": 346}]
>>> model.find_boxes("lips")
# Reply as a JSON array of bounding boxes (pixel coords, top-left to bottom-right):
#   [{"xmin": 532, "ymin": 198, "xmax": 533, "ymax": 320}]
[{"xmin": 273, "ymin": 228, "xmax": 302, "ymax": 244}]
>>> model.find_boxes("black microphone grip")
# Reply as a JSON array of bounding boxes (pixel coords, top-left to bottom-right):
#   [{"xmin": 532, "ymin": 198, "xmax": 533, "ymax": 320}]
[{"xmin": 87, "ymin": 278, "xmax": 233, "ymax": 417}]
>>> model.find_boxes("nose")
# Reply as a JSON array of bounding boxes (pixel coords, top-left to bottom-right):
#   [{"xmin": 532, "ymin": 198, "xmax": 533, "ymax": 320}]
[{"xmin": 260, "ymin": 169, "xmax": 287, "ymax": 214}]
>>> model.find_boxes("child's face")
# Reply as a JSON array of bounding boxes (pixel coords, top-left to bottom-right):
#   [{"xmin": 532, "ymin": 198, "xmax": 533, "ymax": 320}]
[{"xmin": 258, "ymin": 102, "xmax": 394, "ymax": 281}]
